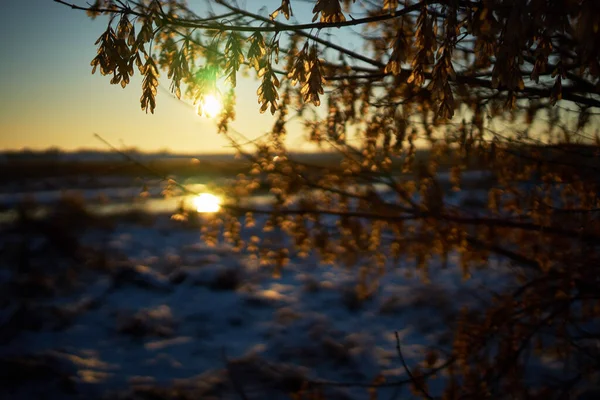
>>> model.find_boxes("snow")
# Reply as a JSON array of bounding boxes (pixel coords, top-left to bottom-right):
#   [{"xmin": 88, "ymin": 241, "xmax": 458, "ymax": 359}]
[
  {"xmin": 0, "ymin": 206, "xmax": 519, "ymax": 400},
  {"xmin": 4, "ymin": 168, "xmax": 568, "ymax": 399}
]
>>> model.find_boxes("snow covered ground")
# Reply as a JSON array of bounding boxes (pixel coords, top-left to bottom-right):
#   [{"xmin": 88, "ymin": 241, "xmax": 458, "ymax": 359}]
[
  {"xmin": 0, "ymin": 196, "xmax": 515, "ymax": 400},
  {"xmin": 0, "ymin": 169, "xmax": 531, "ymax": 399}
]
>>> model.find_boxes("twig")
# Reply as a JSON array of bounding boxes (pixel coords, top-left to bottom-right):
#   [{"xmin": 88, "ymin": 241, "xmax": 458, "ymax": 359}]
[
  {"xmin": 53, "ymin": 0, "xmax": 142, "ymax": 15},
  {"xmin": 93, "ymin": 133, "xmax": 200, "ymax": 196},
  {"xmin": 394, "ymin": 331, "xmax": 435, "ymax": 400}
]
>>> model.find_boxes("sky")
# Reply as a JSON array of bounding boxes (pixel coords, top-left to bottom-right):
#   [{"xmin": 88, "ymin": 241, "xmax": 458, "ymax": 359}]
[{"xmin": 0, "ymin": 0, "xmax": 316, "ymax": 153}]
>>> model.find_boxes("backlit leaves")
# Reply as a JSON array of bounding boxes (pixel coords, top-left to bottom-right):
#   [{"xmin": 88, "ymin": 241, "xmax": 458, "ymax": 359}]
[
  {"xmin": 384, "ymin": 0, "xmax": 399, "ymax": 16},
  {"xmin": 116, "ymin": 13, "xmax": 133, "ymax": 43},
  {"xmin": 91, "ymin": 27, "xmax": 118, "ymax": 77},
  {"xmin": 408, "ymin": 7, "xmax": 435, "ymax": 87},
  {"xmin": 288, "ymin": 42, "xmax": 310, "ymax": 87},
  {"xmin": 77, "ymin": 0, "xmax": 600, "ymax": 134},
  {"xmin": 91, "ymin": 20, "xmax": 132, "ymax": 89},
  {"xmin": 301, "ymin": 46, "xmax": 325, "ymax": 106},
  {"xmin": 247, "ymin": 32, "xmax": 266, "ymax": 71},
  {"xmin": 136, "ymin": 15, "xmax": 155, "ymax": 47},
  {"xmin": 140, "ymin": 55, "xmax": 159, "ymax": 113},
  {"xmin": 270, "ymin": 0, "xmax": 292, "ymax": 20},
  {"xmin": 385, "ymin": 28, "xmax": 409, "ymax": 75},
  {"xmin": 224, "ymin": 32, "xmax": 245, "ymax": 88},
  {"xmin": 90, "ymin": 4, "xmax": 156, "ymax": 93},
  {"xmin": 167, "ymin": 40, "xmax": 191, "ymax": 99},
  {"xmin": 257, "ymin": 63, "xmax": 280, "ymax": 114},
  {"xmin": 429, "ymin": 5, "xmax": 458, "ymax": 120},
  {"xmin": 312, "ymin": 0, "xmax": 346, "ymax": 23}
]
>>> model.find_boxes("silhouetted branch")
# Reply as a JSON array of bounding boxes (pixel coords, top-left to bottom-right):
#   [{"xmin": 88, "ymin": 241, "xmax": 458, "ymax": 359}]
[{"xmin": 394, "ymin": 331, "xmax": 434, "ymax": 400}]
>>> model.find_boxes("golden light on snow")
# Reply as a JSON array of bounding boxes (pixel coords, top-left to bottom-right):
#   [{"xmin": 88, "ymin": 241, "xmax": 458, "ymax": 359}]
[
  {"xmin": 192, "ymin": 193, "xmax": 222, "ymax": 213},
  {"xmin": 196, "ymin": 94, "xmax": 222, "ymax": 119}
]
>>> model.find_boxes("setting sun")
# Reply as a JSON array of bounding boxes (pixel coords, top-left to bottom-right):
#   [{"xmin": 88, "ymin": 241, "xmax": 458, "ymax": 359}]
[
  {"xmin": 196, "ymin": 94, "xmax": 222, "ymax": 119},
  {"xmin": 192, "ymin": 193, "xmax": 221, "ymax": 213}
]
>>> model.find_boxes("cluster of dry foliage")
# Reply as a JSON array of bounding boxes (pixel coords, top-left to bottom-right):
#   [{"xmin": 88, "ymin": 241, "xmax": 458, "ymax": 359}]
[{"xmin": 57, "ymin": 0, "xmax": 600, "ymax": 398}]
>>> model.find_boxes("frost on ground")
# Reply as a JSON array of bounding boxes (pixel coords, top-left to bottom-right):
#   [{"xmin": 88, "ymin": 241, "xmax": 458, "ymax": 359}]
[{"xmin": 0, "ymin": 210, "xmax": 514, "ymax": 400}]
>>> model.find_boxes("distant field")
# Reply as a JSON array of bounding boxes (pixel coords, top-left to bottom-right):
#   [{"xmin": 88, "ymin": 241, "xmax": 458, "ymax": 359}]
[
  {"xmin": 0, "ymin": 149, "xmax": 453, "ymax": 184},
  {"xmin": 3, "ymin": 143, "xmax": 596, "ymax": 186},
  {"xmin": 0, "ymin": 157, "xmax": 246, "ymax": 182}
]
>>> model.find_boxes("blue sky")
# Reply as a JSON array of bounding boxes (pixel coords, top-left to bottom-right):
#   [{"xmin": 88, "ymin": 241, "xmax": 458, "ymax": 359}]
[{"xmin": 0, "ymin": 0, "xmax": 319, "ymax": 153}]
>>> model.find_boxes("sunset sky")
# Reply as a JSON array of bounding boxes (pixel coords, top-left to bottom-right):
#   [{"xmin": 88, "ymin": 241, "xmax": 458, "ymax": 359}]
[{"xmin": 0, "ymin": 0, "xmax": 318, "ymax": 153}]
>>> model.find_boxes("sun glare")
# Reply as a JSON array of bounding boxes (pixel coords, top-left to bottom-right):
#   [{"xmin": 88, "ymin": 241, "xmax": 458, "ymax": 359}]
[
  {"xmin": 192, "ymin": 193, "xmax": 222, "ymax": 213},
  {"xmin": 196, "ymin": 94, "xmax": 222, "ymax": 119}
]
